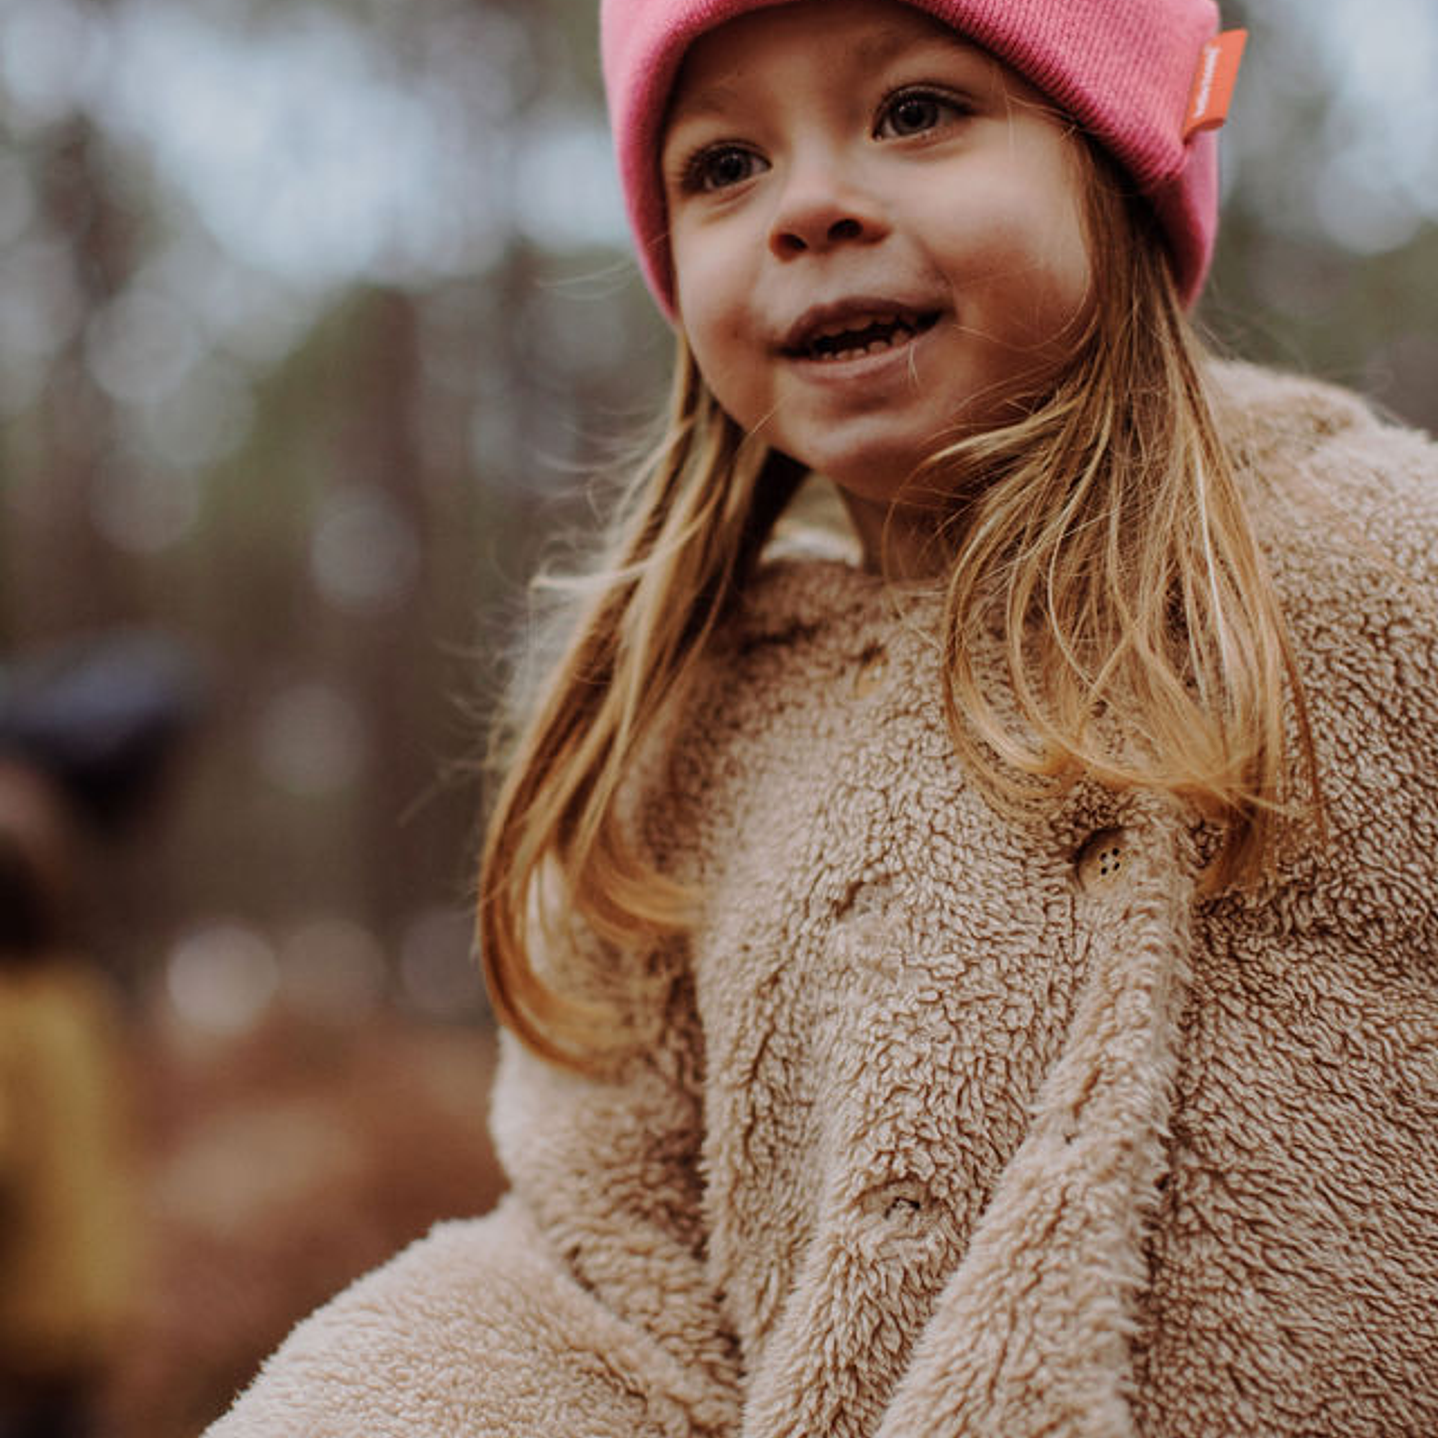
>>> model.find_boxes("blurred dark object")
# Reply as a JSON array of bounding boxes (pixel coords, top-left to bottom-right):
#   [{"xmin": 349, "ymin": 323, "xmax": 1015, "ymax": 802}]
[
  {"xmin": 0, "ymin": 632, "xmax": 205, "ymax": 835},
  {"xmin": 0, "ymin": 763, "xmax": 145, "ymax": 1438},
  {"xmin": 0, "ymin": 630, "xmax": 203, "ymax": 1437},
  {"xmin": 0, "ymin": 779, "xmax": 67, "ymax": 956}
]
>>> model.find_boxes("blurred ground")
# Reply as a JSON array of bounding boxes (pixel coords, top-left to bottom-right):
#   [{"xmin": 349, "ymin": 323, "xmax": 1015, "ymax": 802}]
[{"xmin": 100, "ymin": 1007, "xmax": 503, "ymax": 1438}]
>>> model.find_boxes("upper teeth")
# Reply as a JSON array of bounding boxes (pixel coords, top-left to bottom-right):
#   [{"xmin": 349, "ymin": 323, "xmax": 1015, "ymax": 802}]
[
  {"xmin": 805, "ymin": 313, "xmax": 917, "ymax": 359},
  {"xmin": 813, "ymin": 312, "xmax": 898, "ymax": 339}
]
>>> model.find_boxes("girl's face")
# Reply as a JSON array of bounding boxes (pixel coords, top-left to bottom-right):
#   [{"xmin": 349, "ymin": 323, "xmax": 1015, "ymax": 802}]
[{"xmin": 661, "ymin": 0, "xmax": 1093, "ymax": 558}]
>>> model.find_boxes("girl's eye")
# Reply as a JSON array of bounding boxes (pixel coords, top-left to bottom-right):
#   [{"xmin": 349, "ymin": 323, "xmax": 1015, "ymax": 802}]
[
  {"xmin": 684, "ymin": 144, "xmax": 768, "ymax": 193},
  {"xmin": 876, "ymin": 89, "xmax": 966, "ymax": 139}
]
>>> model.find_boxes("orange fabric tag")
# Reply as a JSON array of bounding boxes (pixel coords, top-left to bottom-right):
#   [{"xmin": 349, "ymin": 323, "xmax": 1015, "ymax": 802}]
[{"xmin": 1184, "ymin": 29, "xmax": 1248, "ymax": 140}]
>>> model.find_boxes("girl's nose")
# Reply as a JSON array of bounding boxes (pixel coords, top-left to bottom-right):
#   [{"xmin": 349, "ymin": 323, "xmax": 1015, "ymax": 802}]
[{"xmin": 768, "ymin": 165, "xmax": 889, "ymax": 258}]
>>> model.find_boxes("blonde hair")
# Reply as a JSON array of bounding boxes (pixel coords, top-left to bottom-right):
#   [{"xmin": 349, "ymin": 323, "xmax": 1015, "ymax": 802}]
[
  {"xmin": 932, "ymin": 161, "xmax": 1320, "ymax": 891},
  {"xmin": 478, "ymin": 148, "xmax": 1319, "ymax": 1072},
  {"xmin": 477, "ymin": 356, "xmax": 804, "ymax": 1065}
]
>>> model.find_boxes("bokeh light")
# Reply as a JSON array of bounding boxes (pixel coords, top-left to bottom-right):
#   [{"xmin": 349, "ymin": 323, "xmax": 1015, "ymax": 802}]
[
  {"xmin": 277, "ymin": 915, "xmax": 390, "ymax": 1023},
  {"xmin": 166, "ymin": 921, "xmax": 280, "ymax": 1036},
  {"xmin": 254, "ymin": 682, "xmax": 371, "ymax": 798},
  {"xmin": 310, "ymin": 485, "xmax": 421, "ymax": 617}
]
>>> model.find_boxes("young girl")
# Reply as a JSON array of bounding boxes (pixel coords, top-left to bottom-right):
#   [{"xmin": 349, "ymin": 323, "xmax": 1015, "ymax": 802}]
[{"xmin": 208, "ymin": 1, "xmax": 1438, "ymax": 1433}]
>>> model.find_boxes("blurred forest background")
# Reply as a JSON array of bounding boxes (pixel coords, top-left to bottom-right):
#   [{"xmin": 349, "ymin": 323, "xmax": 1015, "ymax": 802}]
[{"xmin": 0, "ymin": 0, "xmax": 1434, "ymax": 1432}]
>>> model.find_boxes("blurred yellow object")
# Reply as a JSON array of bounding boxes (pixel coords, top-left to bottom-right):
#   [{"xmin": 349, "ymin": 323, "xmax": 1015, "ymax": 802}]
[
  {"xmin": 0, "ymin": 758, "xmax": 143, "ymax": 1427},
  {"xmin": 0, "ymin": 957, "xmax": 141, "ymax": 1386}
]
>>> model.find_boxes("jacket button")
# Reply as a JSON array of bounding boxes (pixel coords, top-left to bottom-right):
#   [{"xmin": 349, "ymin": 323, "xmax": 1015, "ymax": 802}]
[
  {"xmin": 860, "ymin": 1179, "xmax": 931, "ymax": 1234},
  {"xmin": 1076, "ymin": 828, "xmax": 1128, "ymax": 891},
  {"xmin": 852, "ymin": 645, "xmax": 887, "ymax": 697}
]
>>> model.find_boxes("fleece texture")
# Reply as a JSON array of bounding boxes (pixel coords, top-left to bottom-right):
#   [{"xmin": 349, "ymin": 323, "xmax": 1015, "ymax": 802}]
[{"xmin": 207, "ymin": 363, "xmax": 1438, "ymax": 1437}]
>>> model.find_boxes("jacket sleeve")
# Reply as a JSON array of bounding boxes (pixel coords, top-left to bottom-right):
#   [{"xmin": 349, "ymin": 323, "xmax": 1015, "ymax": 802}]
[{"xmin": 203, "ymin": 969, "xmax": 738, "ymax": 1438}]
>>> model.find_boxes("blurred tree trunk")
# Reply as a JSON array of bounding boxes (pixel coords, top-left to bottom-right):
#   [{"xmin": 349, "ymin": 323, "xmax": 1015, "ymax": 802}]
[
  {"xmin": 14, "ymin": 117, "xmax": 133, "ymax": 642},
  {"xmin": 334, "ymin": 291, "xmax": 434, "ymax": 938}
]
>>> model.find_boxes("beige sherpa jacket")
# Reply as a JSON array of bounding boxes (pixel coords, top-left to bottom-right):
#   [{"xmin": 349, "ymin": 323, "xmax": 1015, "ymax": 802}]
[{"xmin": 207, "ymin": 364, "xmax": 1438, "ymax": 1438}]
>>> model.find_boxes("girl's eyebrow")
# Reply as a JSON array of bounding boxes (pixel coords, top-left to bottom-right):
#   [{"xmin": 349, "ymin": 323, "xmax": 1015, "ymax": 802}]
[
  {"xmin": 667, "ymin": 80, "xmax": 748, "ymax": 127},
  {"xmin": 670, "ymin": 29, "xmax": 990, "ymax": 126},
  {"xmin": 846, "ymin": 23, "xmax": 990, "ymax": 77}
]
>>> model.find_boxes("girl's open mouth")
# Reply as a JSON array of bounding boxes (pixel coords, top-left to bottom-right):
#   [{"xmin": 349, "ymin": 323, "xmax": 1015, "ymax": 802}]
[{"xmin": 784, "ymin": 310, "xmax": 942, "ymax": 363}]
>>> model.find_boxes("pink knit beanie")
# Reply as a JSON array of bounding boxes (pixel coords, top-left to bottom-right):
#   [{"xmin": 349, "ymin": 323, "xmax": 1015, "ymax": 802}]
[{"xmin": 601, "ymin": 0, "xmax": 1232, "ymax": 314}]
